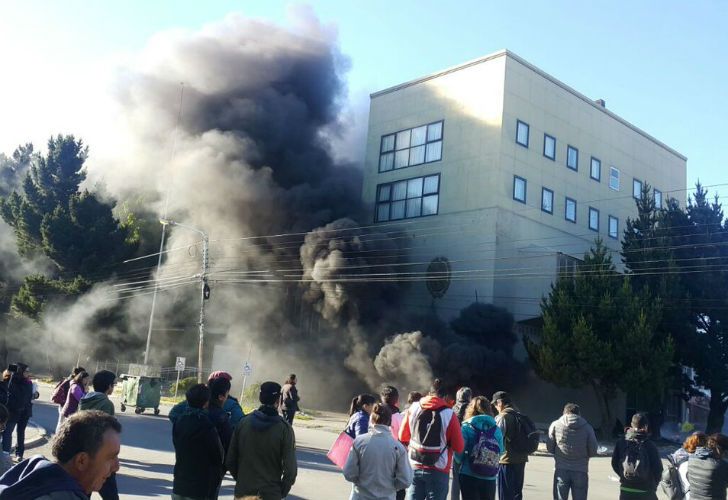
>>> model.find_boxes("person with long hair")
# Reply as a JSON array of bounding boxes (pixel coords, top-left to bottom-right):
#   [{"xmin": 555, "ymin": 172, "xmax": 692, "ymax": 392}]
[
  {"xmin": 51, "ymin": 366, "xmax": 86, "ymax": 433},
  {"xmin": 344, "ymin": 403, "xmax": 413, "ymax": 499},
  {"xmin": 1, "ymin": 363, "xmax": 34, "ymax": 462},
  {"xmin": 672, "ymin": 431, "xmax": 707, "ymax": 499},
  {"xmin": 455, "ymin": 397, "xmax": 504, "ymax": 500},
  {"xmin": 687, "ymin": 433, "xmax": 728, "ymax": 500},
  {"xmin": 345, "ymin": 394, "xmax": 378, "ymax": 439},
  {"xmin": 61, "ymin": 371, "xmax": 90, "ymax": 420}
]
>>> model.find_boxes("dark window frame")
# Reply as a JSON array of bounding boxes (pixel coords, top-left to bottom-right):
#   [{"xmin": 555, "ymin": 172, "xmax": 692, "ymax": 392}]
[
  {"xmin": 377, "ymin": 120, "xmax": 445, "ymax": 173},
  {"xmin": 633, "ymin": 178, "xmax": 643, "ymax": 200},
  {"xmin": 590, "ymin": 156, "xmax": 601, "ymax": 182},
  {"xmin": 608, "ymin": 215, "xmax": 619, "ymax": 239},
  {"xmin": 565, "ymin": 197, "xmax": 577, "ymax": 223},
  {"xmin": 513, "ymin": 175, "xmax": 527, "ymax": 204},
  {"xmin": 654, "ymin": 188, "xmax": 663, "ymax": 209},
  {"xmin": 589, "ymin": 206, "xmax": 600, "ymax": 232},
  {"xmin": 566, "ymin": 145, "xmax": 579, "ymax": 171},
  {"xmin": 374, "ymin": 173, "xmax": 441, "ymax": 222},
  {"xmin": 516, "ymin": 120, "xmax": 530, "ymax": 148},
  {"xmin": 541, "ymin": 187, "xmax": 554, "ymax": 214},
  {"xmin": 609, "ymin": 166, "xmax": 620, "ymax": 191},
  {"xmin": 543, "ymin": 133, "xmax": 556, "ymax": 161}
]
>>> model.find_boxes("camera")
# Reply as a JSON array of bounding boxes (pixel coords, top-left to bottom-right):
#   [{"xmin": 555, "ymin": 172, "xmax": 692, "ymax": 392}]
[{"xmin": 7, "ymin": 364, "xmax": 18, "ymax": 373}]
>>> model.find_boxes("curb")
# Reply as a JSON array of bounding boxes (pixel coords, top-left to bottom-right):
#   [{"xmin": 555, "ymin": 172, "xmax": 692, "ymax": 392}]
[{"xmin": 24, "ymin": 420, "xmax": 49, "ymax": 448}]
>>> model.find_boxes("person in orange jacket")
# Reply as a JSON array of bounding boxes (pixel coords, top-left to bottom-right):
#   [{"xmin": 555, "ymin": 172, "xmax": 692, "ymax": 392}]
[{"xmin": 399, "ymin": 379, "xmax": 464, "ymax": 500}]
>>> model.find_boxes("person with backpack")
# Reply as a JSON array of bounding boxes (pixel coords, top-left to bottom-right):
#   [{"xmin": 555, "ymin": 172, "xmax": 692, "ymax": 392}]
[
  {"xmin": 168, "ymin": 371, "xmax": 245, "ymax": 428},
  {"xmin": 547, "ymin": 403, "xmax": 598, "ymax": 500},
  {"xmin": 343, "ymin": 403, "xmax": 413, "ymax": 499},
  {"xmin": 62, "ymin": 371, "xmax": 90, "ymax": 421},
  {"xmin": 451, "ymin": 387, "xmax": 473, "ymax": 500},
  {"xmin": 1, "ymin": 363, "xmax": 34, "ymax": 462},
  {"xmin": 346, "ymin": 394, "xmax": 378, "ymax": 439},
  {"xmin": 611, "ymin": 412, "xmax": 662, "ymax": 500},
  {"xmin": 663, "ymin": 431, "xmax": 707, "ymax": 500},
  {"xmin": 686, "ymin": 433, "xmax": 728, "ymax": 500},
  {"xmin": 399, "ymin": 379, "xmax": 464, "ymax": 500},
  {"xmin": 51, "ymin": 367, "xmax": 86, "ymax": 433},
  {"xmin": 492, "ymin": 391, "xmax": 538, "ymax": 500},
  {"xmin": 455, "ymin": 396, "xmax": 504, "ymax": 500}
]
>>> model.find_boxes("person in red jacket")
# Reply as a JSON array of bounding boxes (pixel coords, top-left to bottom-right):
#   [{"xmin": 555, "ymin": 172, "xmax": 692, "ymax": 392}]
[{"xmin": 399, "ymin": 379, "xmax": 464, "ymax": 500}]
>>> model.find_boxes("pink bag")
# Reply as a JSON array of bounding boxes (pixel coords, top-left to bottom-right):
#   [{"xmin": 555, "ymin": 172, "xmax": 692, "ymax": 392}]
[{"xmin": 326, "ymin": 431, "xmax": 354, "ymax": 469}]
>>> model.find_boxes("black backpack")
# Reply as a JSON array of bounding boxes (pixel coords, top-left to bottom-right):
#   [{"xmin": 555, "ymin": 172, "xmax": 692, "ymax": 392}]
[
  {"xmin": 622, "ymin": 440, "xmax": 651, "ymax": 483},
  {"xmin": 508, "ymin": 411, "xmax": 540, "ymax": 454},
  {"xmin": 409, "ymin": 407, "xmax": 446, "ymax": 466}
]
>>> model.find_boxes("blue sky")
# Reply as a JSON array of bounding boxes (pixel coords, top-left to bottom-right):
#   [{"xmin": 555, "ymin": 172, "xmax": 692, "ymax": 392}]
[{"xmin": 1, "ymin": 1, "xmax": 726, "ymax": 194}]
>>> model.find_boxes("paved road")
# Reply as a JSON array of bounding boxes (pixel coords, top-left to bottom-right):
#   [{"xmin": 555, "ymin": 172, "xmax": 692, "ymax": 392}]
[{"xmin": 26, "ymin": 385, "xmax": 652, "ymax": 499}]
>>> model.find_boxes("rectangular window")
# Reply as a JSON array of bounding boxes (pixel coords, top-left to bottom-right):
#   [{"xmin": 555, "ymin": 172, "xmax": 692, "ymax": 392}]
[
  {"xmin": 375, "ymin": 174, "xmax": 440, "ymax": 222},
  {"xmin": 654, "ymin": 189, "xmax": 663, "ymax": 209},
  {"xmin": 590, "ymin": 157, "xmax": 601, "ymax": 181},
  {"xmin": 609, "ymin": 167, "xmax": 620, "ymax": 191},
  {"xmin": 516, "ymin": 120, "xmax": 529, "ymax": 147},
  {"xmin": 558, "ymin": 253, "xmax": 581, "ymax": 279},
  {"xmin": 589, "ymin": 207, "xmax": 600, "ymax": 232},
  {"xmin": 513, "ymin": 176, "xmax": 527, "ymax": 203},
  {"xmin": 543, "ymin": 134, "xmax": 556, "ymax": 160},
  {"xmin": 567, "ymin": 145, "xmax": 578, "ymax": 171},
  {"xmin": 541, "ymin": 188, "xmax": 554, "ymax": 214},
  {"xmin": 378, "ymin": 121, "xmax": 444, "ymax": 172},
  {"xmin": 565, "ymin": 197, "xmax": 577, "ymax": 223},
  {"xmin": 633, "ymin": 178, "xmax": 643, "ymax": 199},
  {"xmin": 609, "ymin": 215, "xmax": 619, "ymax": 239}
]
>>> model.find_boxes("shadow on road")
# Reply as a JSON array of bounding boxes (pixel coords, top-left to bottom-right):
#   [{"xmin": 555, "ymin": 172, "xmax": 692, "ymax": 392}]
[
  {"xmin": 120, "ymin": 458, "xmax": 172, "ymax": 475},
  {"xmin": 117, "ymin": 472, "xmax": 172, "ymax": 497},
  {"xmin": 296, "ymin": 445, "xmax": 340, "ymax": 474}
]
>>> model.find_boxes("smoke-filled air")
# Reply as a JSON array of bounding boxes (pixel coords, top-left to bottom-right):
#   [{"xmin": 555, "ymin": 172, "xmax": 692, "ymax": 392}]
[{"xmin": 0, "ymin": 10, "xmax": 525, "ymax": 409}]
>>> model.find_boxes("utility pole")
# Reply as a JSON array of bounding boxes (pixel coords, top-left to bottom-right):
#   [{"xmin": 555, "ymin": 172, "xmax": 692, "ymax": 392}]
[{"xmin": 197, "ymin": 234, "xmax": 209, "ymax": 383}]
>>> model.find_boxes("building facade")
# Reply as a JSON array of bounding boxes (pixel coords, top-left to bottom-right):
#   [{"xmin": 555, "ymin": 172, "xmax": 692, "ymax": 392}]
[{"xmin": 362, "ymin": 50, "xmax": 687, "ymax": 424}]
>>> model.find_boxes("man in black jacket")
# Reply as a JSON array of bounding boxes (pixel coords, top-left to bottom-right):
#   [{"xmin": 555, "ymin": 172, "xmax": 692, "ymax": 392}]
[
  {"xmin": 611, "ymin": 412, "xmax": 662, "ymax": 499},
  {"xmin": 1, "ymin": 363, "xmax": 34, "ymax": 461},
  {"xmin": 172, "ymin": 384, "xmax": 225, "ymax": 500}
]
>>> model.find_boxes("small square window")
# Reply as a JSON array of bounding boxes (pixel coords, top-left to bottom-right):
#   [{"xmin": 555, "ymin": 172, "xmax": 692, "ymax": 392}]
[
  {"xmin": 590, "ymin": 157, "xmax": 601, "ymax": 181},
  {"xmin": 381, "ymin": 134, "xmax": 395, "ymax": 153},
  {"xmin": 541, "ymin": 188, "xmax": 554, "ymax": 214},
  {"xmin": 567, "ymin": 145, "xmax": 578, "ymax": 171},
  {"xmin": 422, "ymin": 194, "xmax": 439, "ymax": 215},
  {"xmin": 376, "ymin": 203, "xmax": 390, "ymax": 222},
  {"xmin": 395, "ymin": 130, "xmax": 411, "ymax": 150},
  {"xmin": 516, "ymin": 120, "xmax": 529, "ymax": 147},
  {"xmin": 411, "ymin": 126, "xmax": 427, "ymax": 146},
  {"xmin": 589, "ymin": 207, "xmax": 600, "ymax": 232},
  {"xmin": 425, "ymin": 141, "xmax": 442, "ymax": 162},
  {"xmin": 609, "ymin": 215, "xmax": 619, "ymax": 239},
  {"xmin": 423, "ymin": 175, "xmax": 439, "ymax": 195},
  {"xmin": 513, "ymin": 176, "xmax": 527, "ymax": 203},
  {"xmin": 394, "ymin": 149, "xmax": 410, "ymax": 169},
  {"xmin": 565, "ymin": 198, "xmax": 577, "ymax": 223},
  {"xmin": 633, "ymin": 178, "xmax": 643, "ymax": 200},
  {"xmin": 654, "ymin": 189, "xmax": 663, "ymax": 209},
  {"xmin": 543, "ymin": 134, "xmax": 556, "ymax": 161},
  {"xmin": 609, "ymin": 167, "xmax": 620, "ymax": 191},
  {"xmin": 379, "ymin": 152, "xmax": 394, "ymax": 172},
  {"xmin": 407, "ymin": 177, "xmax": 423, "ymax": 199},
  {"xmin": 377, "ymin": 184, "xmax": 391, "ymax": 202},
  {"xmin": 427, "ymin": 122, "xmax": 443, "ymax": 142}
]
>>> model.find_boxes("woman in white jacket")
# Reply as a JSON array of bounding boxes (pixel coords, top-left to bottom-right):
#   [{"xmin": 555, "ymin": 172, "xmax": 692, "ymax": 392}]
[{"xmin": 343, "ymin": 403, "xmax": 413, "ymax": 500}]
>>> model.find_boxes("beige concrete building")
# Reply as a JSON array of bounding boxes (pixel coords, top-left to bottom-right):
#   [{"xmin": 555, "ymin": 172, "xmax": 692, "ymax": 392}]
[{"xmin": 362, "ymin": 49, "xmax": 687, "ymax": 424}]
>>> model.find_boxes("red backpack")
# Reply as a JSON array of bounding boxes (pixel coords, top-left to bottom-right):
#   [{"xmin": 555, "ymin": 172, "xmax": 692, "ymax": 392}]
[{"xmin": 51, "ymin": 379, "xmax": 70, "ymax": 406}]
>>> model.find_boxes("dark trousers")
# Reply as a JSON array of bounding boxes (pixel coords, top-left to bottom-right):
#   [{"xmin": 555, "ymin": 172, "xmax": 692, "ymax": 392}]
[
  {"xmin": 553, "ymin": 469, "xmax": 588, "ymax": 500},
  {"xmin": 459, "ymin": 474, "xmax": 496, "ymax": 500},
  {"xmin": 618, "ymin": 490, "xmax": 658, "ymax": 500},
  {"xmin": 396, "ymin": 489, "xmax": 406, "ymax": 500},
  {"xmin": 283, "ymin": 409, "xmax": 295, "ymax": 425},
  {"xmin": 497, "ymin": 463, "xmax": 525, "ymax": 500},
  {"xmin": 98, "ymin": 472, "xmax": 119, "ymax": 500},
  {"xmin": 2, "ymin": 410, "xmax": 30, "ymax": 458}
]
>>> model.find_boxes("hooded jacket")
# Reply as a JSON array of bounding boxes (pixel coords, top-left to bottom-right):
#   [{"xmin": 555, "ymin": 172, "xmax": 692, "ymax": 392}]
[
  {"xmin": 172, "ymin": 407, "xmax": 225, "ymax": 499},
  {"xmin": 0, "ymin": 455, "xmax": 88, "ymax": 500},
  {"xmin": 343, "ymin": 424, "xmax": 413, "ymax": 500},
  {"xmin": 398, "ymin": 396, "xmax": 465, "ymax": 474},
  {"xmin": 611, "ymin": 428, "xmax": 662, "ymax": 493},
  {"xmin": 168, "ymin": 397, "xmax": 245, "ymax": 428},
  {"xmin": 547, "ymin": 413, "xmax": 598, "ymax": 473},
  {"xmin": 79, "ymin": 392, "xmax": 114, "ymax": 416},
  {"xmin": 687, "ymin": 446, "xmax": 728, "ymax": 500},
  {"xmin": 495, "ymin": 407, "xmax": 530, "ymax": 465},
  {"xmin": 225, "ymin": 406, "xmax": 297, "ymax": 500},
  {"xmin": 455, "ymin": 414, "xmax": 504, "ymax": 480}
]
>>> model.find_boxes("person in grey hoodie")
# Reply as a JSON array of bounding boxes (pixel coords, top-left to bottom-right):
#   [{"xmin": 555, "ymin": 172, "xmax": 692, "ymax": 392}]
[
  {"xmin": 687, "ymin": 433, "xmax": 728, "ymax": 500},
  {"xmin": 547, "ymin": 403, "xmax": 598, "ymax": 500},
  {"xmin": 343, "ymin": 403, "xmax": 413, "ymax": 499},
  {"xmin": 79, "ymin": 371, "xmax": 117, "ymax": 500}
]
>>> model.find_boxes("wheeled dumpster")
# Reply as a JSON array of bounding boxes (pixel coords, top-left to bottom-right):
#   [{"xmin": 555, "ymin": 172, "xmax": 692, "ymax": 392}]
[{"xmin": 119, "ymin": 374, "xmax": 162, "ymax": 415}]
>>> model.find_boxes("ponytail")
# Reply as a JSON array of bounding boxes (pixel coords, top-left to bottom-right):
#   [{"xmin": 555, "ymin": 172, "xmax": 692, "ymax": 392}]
[
  {"xmin": 349, "ymin": 394, "xmax": 378, "ymax": 416},
  {"xmin": 370, "ymin": 403, "xmax": 392, "ymax": 427},
  {"xmin": 349, "ymin": 397, "xmax": 359, "ymax": 416}
]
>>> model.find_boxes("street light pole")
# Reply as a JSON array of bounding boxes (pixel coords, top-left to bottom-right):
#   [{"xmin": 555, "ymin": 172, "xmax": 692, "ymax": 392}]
[{"xmin": 159, "ymin": 219, "xmax": 209, "ymax": 383}]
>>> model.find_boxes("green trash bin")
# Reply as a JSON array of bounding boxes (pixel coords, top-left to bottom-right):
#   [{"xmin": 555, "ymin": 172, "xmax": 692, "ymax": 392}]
[{"xmin": 119, "ymin": 375, "xmax": 162, "ymax": 415}]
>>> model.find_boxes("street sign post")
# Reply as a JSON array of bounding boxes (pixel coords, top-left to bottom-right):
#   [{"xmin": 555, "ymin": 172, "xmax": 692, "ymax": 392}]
[
  {"xmin": 174, "ymin": 357, "xmax": 186, "ymax": 401},
  {"xmin": 241, "ymin": 361, "xmax": 253, "ymax": 401}
]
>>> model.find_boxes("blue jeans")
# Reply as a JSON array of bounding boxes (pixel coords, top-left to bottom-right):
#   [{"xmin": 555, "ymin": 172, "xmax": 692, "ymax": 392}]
[
  {"xmin": 406, "ymin": 469, "xmax": 450, "ymax": 500},
  {"xmin": 553, "ymin": 469, "xmax": 588, "ymax": 500},
  {"xmin": 497, "ymin": 463, "xmax": 525, "ymax": 500}
]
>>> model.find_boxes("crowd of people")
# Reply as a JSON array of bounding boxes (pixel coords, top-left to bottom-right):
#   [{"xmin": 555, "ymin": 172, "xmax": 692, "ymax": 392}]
[{"xmin": 4, "ymin": 362, "xmax": 728, "ymax": 499}]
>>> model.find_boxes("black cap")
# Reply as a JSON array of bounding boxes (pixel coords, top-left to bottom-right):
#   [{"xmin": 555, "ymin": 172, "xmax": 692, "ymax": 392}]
[
  {"xmin": 491, "ymin": 391, "xmax": 511, "ymax": 406},
  {"xmin": 259, "ymin": 381, "xmax": 282, "ymax": 405}
]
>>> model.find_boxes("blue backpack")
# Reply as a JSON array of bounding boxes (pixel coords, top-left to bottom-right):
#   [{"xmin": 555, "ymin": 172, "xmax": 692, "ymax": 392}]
[{"xmin": 468, "ymin": 424, "xmax": 501, "ymax": 477}]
